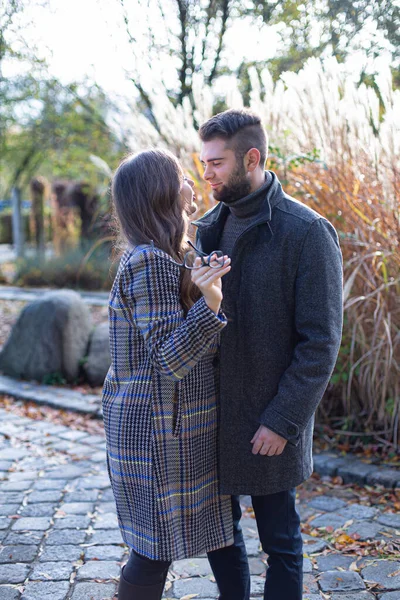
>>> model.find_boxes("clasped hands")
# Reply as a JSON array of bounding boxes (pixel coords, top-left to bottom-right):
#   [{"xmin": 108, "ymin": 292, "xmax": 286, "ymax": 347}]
[{"xmin": 251, "ymin": 425, "xmax": 287, "ymax": 456}]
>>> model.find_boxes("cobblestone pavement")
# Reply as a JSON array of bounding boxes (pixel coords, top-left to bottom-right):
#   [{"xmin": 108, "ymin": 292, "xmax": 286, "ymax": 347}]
[{"xmin": 0, "ymin": 408, "xmax": 399, "ymax": 600}]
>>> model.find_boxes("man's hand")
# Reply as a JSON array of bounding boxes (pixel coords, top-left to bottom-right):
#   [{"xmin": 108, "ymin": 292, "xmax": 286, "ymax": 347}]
[{"xmin": 251, "ymin": 425, "xmax": 288, "ymax": 456}]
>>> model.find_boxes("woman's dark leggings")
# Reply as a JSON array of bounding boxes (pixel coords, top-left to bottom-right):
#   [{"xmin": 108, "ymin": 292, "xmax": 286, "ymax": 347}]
[{"xmin": 123, "ymin": 549, "xmax": 171, "ymax": 586}]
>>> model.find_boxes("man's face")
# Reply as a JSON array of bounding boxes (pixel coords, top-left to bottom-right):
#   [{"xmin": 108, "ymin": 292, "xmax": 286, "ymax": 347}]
[{"xmin": 200, "ymin": 138, "xmax": 251, "ymax": 203}]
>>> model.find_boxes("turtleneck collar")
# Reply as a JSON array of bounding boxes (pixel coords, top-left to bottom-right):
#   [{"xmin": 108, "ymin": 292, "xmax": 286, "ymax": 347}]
[{"xmin": 223, "ymin": 171, "xmax": 272, "ymax": 218}]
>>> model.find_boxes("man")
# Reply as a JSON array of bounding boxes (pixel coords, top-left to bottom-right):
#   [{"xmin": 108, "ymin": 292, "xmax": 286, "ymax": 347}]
[{"xmin": 193, "ymin": 109, "xmax": 343, "ymax": 600}]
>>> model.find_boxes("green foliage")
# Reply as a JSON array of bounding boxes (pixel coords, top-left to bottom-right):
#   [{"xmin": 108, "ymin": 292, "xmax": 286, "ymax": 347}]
[{"xmin": 42, "ymin": 372, "xmax": 67, "ymax": 386}]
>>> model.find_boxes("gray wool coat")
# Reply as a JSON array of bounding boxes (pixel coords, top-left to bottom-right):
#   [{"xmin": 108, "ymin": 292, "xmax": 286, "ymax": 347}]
[{"xmin": 193, "ymin": 172, "xmax": 343, "ymax": 496}]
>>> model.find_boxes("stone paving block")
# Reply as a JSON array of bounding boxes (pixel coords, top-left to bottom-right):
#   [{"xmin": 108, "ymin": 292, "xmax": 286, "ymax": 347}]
[
  {"xmin": 46, "ymin": 529, "xmax": 86, "ymax": 545},
  {"xmin": 28, "ymin": 490, "xmax": 63, "ymax": 503},
  {"xmin": 58, "ymin": 502, "xmax": 94, "ymax": 515},
  {"xmin": 0, "ymin": 516, "xmax": 10, "ymax": 529},
  {"xmin": 8, "ymin": 470, "xmax": 38, "ymax": 482},
  {"xmin": 311, "ymin": 512, "xmax": 349, "ymax": 529},
  {"xmin": 76, "ymin": 560, "xmax": 120, "ymax": 580},
  {"xmin": 20, "ymin": 504, "xmax": 56, "ymax": 517},
  {"xmin": 46, "ymin": 466, "xmax": 88, "ymax": 480},
  {"xmin": 329, "ymin": 594, "xmax": 375, "ymax": 599},
  {"xmin": 32, "ymin": 479, "xmax": 67, "ymax": 491},
  {"xmin": 367, "ymin": 470, "xmax": 400, "ymax": 488},
  {"xmin": 337, "ymin": 504, "xmax": 379, "ymax": 521},
  {"xmin": 319, "ymin": 571, "xmax": 366, "ymax": 592},
  {"xmin": 87, "ymin": 529, "xmax": 123, "ymax": 545},
  {"xmin": 100, "ymin": 489, "xmax": 115, "ymax": 502},
  {"xmin": 84, "ymin": 545, "xmax": 126, "ymax": 561},
  {"xmin": 172, "ymin": 558, "xmax": 212, "ymax": 577},
  {"xmin": 93, "ymin": 513, "xmax": 118, "ymax": 529},
  {"xmin": 20, "ymin": 580, "xmax": 70, "ymax": 599},
  {"xmin": 340, "ymin": 463, "xmax": 379, "ymax": 485},
  {"xmin": 308, "ymin": 496, "xmax": 347, "ymax": 512},
  {"xmin": 0, "ymin": 461, "xmax": 13, "ymax": 471},
  {"xmin": 1, "ymin": 448, "xmax": 29, "ymax": 460},
  {"xmin": 0, "ymin": 545, "xmax": 38, "ymax": 563},
  {"xmin": 303, "ymin": 558, "xmax": 313, "ymax": 573},
  {"xmin": 0, "ymin": 504, "xmax": 21, "ymax": 516},
  {"xmin": 379, "ymin": 593, "xmax": 400, "ymax": 599},
  {"xmin": 71, "ymin": 582, "xmax": 117, "ymax": 599},
  {"xmin": 171, "ymin": 576, "xmax": 219, "ymax": 598},
  {"xmin": 39, "ymin": 544, "xmax": 83, "ymax": 562},
  {"xmin": 4, "ymin": 531, "xmax": 43, "ymax": 545},
  {"xmin": 30, "ymin": 561, "xmax": 73, "ymax": 581},
  {"xmin": 303, "ymin": 572, "xmax": 320, "ymax": 594},
  {"xmin": 96, "ymin": 502, "xmax": 117, "ymax": 513},
  {"xmin": 316, "ymin": 553, "xmax": 356, "ymax": 571},
  {"xmin": 53, "ymin": 515, "xmax": 91, "ymax": 530},
  {"xmin": 250, "ymin": 575, "xmax": 265, "ymax": 596},
  {"xmin": 0, "ymin": 586, "xmax": 20, "ymax": 600},
  {"xmin": 245, "ymin": 536, "xmax": 262, "ymax": 556},
  {"xmin": 297, "ymin": 504, "xmax": 318, "ymax": 522},
  {"xmin": 58, "ymin": 431, "xmax": 89, "ymax": 442},
  {"xmin": 302, "ymin": 534, "xmax": 328, "ymax": 554},
  {"xmin": 11, "ymin": 517, "xmax": 51, "ymax": 531},
  {"xmin": 376, "ymin": 513, "xmax": 400, "ymax": 529},
  {"xmin": 0, "ymin": 562, "xmax": 30, "ymax": 583},
  {"xmin": 312, "ymin": 454, "xmax": 349, "ymax": 477},
  {"xmin": 0, "ymin": 492, "xmax": 25, "ymax": 504},
  {"xmin": 73, "ymin": 476, "xmax": 110, "ymax": 490},
  {"xmin": 90, "ymin": 452, "xmax": 107, "ymax": 463},
  {"xmin": 362, "ymin": 561, "xmax": 400, "ymax": 589},
  {"xmin": 64, "ymin": 490, "xmax": 99, "ymax": 503},
  {"xmin": 84, "ymin": 435, "xmax": 106, "ymax": 445},
  {"xmin": 0, "ymin": 481, "xmax": 34, "ymax": 492},
  {"xmin": 347, "ymin": 521, "xmax": 388, "ymax": 541}
]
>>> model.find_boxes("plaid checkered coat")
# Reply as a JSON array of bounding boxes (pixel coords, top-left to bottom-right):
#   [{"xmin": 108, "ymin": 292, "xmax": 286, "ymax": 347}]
[{"xmin": 102, "ymin": 244, "xmax": 233, "ymax": 561}]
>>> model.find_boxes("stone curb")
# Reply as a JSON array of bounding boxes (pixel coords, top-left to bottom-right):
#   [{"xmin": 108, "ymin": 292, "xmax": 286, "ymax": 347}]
[
  {"xmin": 0, "ymin": 285, "xmax": 108, "ymax": 306},
  {"xmin": 0, "ymin": 374, "xmax": 399, "ymax": 491},
  {"xmin": 0, "ymin": 375, "xmax": 102, "ymax": 417}
]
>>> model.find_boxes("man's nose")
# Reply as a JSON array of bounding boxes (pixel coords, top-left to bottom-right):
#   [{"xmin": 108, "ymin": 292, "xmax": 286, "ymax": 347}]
[{"xmin": 203, "ymin": 165, "xmax": 213, "ymax": 181}]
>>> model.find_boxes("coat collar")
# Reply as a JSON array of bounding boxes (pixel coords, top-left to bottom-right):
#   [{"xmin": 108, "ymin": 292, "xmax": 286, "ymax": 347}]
[{"xmin": 192, "ymin": 171, "xmax": 284, "ymax": 232}]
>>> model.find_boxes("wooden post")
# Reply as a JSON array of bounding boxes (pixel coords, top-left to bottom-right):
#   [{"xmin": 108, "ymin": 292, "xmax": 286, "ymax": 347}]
[
  {"xmin": 11, "ymin": 186, "xmax": 25, "ymax": 259},
  {"xmin": 30, "ymin": 177, "xmax": 46, "ymax": 261}
]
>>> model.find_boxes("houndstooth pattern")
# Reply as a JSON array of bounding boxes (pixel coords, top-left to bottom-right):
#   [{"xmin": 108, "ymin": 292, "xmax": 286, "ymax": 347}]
[{"xmin": 102, "ymin": 244, "xmax": 233, "ymax": 560}]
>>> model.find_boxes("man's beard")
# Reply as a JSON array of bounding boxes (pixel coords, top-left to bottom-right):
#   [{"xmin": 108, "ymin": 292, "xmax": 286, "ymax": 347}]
[{"xmin": 213, "ymin": 163, "xmax": 252, "ymax": 204}]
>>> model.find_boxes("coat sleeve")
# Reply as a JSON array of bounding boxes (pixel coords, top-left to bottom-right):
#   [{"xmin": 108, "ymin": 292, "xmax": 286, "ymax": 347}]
[
  {"xmin": 259, "ymin": 218, "xmax": 343, "ymax": 445},
  {"xmin": 120, "ymin": 247, "xmax": 227, "ymax": 381}
]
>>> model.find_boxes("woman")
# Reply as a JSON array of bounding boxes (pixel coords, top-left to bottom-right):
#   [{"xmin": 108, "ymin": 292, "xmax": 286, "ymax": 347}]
[{"xmin": 102, "ymin": 148, "xmax": 233, "ymax": 600}]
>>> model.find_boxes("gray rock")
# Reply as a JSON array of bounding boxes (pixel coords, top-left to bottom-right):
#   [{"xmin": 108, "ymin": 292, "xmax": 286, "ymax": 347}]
[
  {"xmin": 53, "ymin": 515, "xmax": 91, "ymax": 530},
  {"xmin": 0, "ymin": 290, "xmax": 92, "ymax": 382},
  {"xmin": 46, "ymin": 530, "xmax": 86, "ymax": 546},
  {"xmin": 84, "ymin": 322, "xmax": 111, "ymax": 386},
  {"xmin": 0, "ymin": 545, "xmax": 38, "ymax": 563},
  {"xmin": 317, "ymin": 553, "xmax": 357, "ymax": 571},
  {"xmin": 84, "ymin": 545, "xmax": 125, "ymax": 561},
  {"xmin": 11, "ymin": 517, "xmax": 51, "ymax": 531},
  {"xmin": 76, "ymin": 560, "xmax": 120, "ymax": 580},
  {"xmin": 376, "ymin": 513, "xmax": 400, "ymax": 529},
  {"xmin": 311, "ymin": 512, "xmax": 349, "ymax": 529},
  {"xmin": 40, "ymin": 544, "xmax": 83, "ymax": 562},
  {"xmin": 0, "ymin": 562, "xmax": 30, "ymax": 583},
  {"xmin": 367, "ymin": 470, "xmax": 400, "ymax": 489},
  {"xmin": 319, "ymin": 570, "xmax": 365, "ymax": 592},
  {"xmin": 71, "ymin": 582, "xmax": 117, "ymax": 600},
  {"xmin": 172, "ymin": 558, "xmax": 212, "ymax": 577},
  {"xmin": 19, "ymin": 504, "xmax": 56, "ymax": 517},
  {"xmin": 339, "ymin": 462, "xmax": 379, "ymax": 485},
  {"xmin": 93, "ymin": 513, "xmax": 118, "ymax": 530},
  {"xmin": 337, "ymin": 504, "xmax": 379, "ymax": 521},
  {"xmin": 172, "ymin": 576, "xmax": 218, "ymax": 598},
  {"xmin": 30, "ymin": 561, "xmax": 72, "ymax": 581},
  {"xmin": 302, "ymin": 534, "xmax": 328, "ymax": 554},
  {"xmin": 362, "ymin": 561, "xmax": 400, "ymax": 589},
  {"xmin": 20, "ymin": 581, "xmax": 70, "ymax": 600},
  {"xmin": 347, "ymin": 521, "xmax": 387, "ymax": 541},
  {"xmin": 0, "ymin": 586, "xmax": 20, "ymax": 600},
  {"xmin": 308, "ymin": 496, "xmax": 347, "ymax": 512}
]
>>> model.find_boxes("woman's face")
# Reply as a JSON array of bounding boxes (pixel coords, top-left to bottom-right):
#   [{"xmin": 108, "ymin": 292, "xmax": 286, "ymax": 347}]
[{"xmin": 181, "ymin": 176, "xmax": 198, "ymax": 218}]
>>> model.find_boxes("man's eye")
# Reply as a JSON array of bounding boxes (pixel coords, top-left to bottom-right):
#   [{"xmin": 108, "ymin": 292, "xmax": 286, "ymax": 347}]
[{"xmin": 213, "ymin": 162, "xmax": 221, "ymax": 167}]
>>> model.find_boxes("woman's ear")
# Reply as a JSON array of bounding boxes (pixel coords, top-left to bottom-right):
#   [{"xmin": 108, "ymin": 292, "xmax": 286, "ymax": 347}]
[{"xmin": 245, "ymin": 148, "xmax": 261, "ymax": 172}]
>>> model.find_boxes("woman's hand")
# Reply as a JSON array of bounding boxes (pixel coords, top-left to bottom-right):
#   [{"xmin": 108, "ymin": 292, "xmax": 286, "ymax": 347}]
[{"xmin": 191, "ymin": 255, "xmax": 231, "ymax": 314}]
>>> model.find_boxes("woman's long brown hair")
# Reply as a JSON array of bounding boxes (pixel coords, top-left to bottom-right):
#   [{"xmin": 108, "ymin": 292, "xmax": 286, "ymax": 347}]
[{"xmin": 111, "ymin": 148, "xmax": 200, "ymax": 312}]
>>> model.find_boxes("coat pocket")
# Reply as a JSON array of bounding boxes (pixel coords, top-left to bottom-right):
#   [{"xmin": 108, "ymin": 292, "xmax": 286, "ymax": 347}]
[{"xmin": 172, "ymin": 382, "xmax": 183, "ymax": 438}]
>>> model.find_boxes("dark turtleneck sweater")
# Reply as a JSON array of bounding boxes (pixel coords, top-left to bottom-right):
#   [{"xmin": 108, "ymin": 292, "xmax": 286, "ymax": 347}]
[{"xmin": 219, "ymin": 171, "xmax": 272, "ymax": 259}]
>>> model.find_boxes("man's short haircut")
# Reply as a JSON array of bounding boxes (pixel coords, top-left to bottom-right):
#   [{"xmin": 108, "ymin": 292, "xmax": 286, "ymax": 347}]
[{"xmin": 199, "ymin": 109, "xmax": 268, "ymax": 169}]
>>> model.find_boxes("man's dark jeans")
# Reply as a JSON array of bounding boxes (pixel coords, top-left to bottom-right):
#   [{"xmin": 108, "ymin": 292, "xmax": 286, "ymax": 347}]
[{"xmin": 207, "ymin": 489, "xmax": 303, "ymax": 600}]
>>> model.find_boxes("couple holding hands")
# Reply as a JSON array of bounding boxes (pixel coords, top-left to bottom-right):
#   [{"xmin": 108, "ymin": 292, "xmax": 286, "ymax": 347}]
[{"xmin": 102, "ymin": 109, "xmax": 343, "ymax": 599}]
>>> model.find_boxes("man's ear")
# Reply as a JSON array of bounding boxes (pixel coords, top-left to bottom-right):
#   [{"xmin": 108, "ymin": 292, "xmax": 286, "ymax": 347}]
[{"xmin": 245, "ymin": 148, "xmax": 261, "ymax": 172}]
